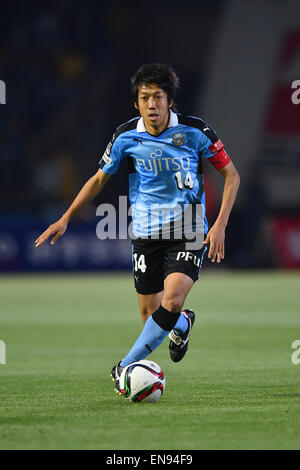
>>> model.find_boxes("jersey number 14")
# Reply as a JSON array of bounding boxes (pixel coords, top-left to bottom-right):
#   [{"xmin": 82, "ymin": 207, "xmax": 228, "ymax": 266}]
[
  {"xmin": 174, "ymin": 171, "xmax": 194, "ymax": 190},
  {"xmin": 133, "ymin": 254, "xmax": 147, "ymax": 273}
]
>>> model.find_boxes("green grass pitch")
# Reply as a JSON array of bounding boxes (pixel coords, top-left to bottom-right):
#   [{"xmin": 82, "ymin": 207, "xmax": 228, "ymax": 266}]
[{"xmin": 0, "ymin": 271, "xmax": 300, "ymax": 450}]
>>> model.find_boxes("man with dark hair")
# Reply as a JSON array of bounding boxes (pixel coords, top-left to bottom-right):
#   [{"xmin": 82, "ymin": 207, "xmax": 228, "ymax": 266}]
[
  {"xmin": 131, "ymin": 63, "xmax": 180, "ymax": 111},
  {"xmin": 35, "ymin": 63, "xmax": 240, "ymax": 396}
]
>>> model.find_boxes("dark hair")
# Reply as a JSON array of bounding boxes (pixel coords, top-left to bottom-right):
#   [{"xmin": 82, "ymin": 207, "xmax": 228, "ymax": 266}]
[{"xmin": 131, "ymin": 63, "xmax": 180, "ymax": 111}]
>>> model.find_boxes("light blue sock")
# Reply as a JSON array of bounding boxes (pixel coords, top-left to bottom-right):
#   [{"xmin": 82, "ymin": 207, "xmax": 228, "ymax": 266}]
[
  {"xmin": 120, "ymin": 316, "xmax": 169, "ymax": 367},
  {"xmin": 173, "ymin": 313, "xmax": 188, "ymax": 335}
]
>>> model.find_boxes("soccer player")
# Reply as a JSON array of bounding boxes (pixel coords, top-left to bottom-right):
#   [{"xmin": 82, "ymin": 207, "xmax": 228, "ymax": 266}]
[{"xmin": 35, "ymin": 63, "xmax": 240, "ymax": 396}]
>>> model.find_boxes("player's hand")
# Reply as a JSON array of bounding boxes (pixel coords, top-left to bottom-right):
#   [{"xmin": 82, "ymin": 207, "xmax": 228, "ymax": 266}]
[
  {"xmin": 203, "ymin": 223, "xmax": 225, "ymax": 263},
  {"xmin": 35, "ymin": 218, "xmax": 68, "ymax": 248}
]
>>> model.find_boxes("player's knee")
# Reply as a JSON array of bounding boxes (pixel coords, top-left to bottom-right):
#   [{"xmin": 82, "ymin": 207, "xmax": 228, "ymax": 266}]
[
  {"xmin": 162, "ymin": 293, "xmax": 184, "ymax": 313},
  {"xmin": 140, "ymin": 308, "xmax": 152, "ymax": 324}
]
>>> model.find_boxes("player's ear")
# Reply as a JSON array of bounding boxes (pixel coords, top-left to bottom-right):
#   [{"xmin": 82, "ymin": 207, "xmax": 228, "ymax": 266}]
[
  {"xmin": 169, "ymin": 99, "xmax": 173, "ymax": 109},
  {"xmin": 134, "ymin": 102, "xmax": 139, "ymax": 110}
]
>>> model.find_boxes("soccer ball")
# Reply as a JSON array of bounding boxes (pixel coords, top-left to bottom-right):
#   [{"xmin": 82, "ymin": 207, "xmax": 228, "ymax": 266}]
[{"xmin": 119, "ymin": 360, "xmax": 165, "ymax": 403}]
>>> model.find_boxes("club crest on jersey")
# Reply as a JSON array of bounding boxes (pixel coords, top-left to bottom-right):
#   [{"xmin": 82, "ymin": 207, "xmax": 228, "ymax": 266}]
[{"xmin": 172, "ymin": 133, "xmax": 185, "ymax": 146}]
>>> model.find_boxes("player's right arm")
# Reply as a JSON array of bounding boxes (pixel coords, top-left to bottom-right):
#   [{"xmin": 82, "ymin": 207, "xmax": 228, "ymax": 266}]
[{"xmin": 35, "ymin": 169, "xmax": 110, "ymax": 247}]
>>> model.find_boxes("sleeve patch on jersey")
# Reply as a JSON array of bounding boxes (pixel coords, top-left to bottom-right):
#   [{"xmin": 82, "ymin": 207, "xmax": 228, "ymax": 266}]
[
  {"xmin": 208, "ymin": 148, "xmax": 231, "ymax": 170},
  {"xmin": 100, "ymin": 132, "xmax": 118, "ymax": 166},
  {"xmin": 209, "ymin": 139, "xmax": 223, "ymax": 154},
  {"xmin": 99, "ymin": 159, "xmax": 106, "ymax": 169},
  {"xmin": 102, "ymin": 151, "xmax": 112, "ymax": 165}
]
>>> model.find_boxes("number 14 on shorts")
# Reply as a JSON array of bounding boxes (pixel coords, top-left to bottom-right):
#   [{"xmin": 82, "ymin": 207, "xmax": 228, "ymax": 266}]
[{"xmin": 133, "ymin": 254, "xmax": 147, "ymax": 273}]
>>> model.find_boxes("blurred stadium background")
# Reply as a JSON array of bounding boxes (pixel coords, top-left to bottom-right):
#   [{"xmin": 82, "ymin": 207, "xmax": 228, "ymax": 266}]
[
  {"xmin": 1, "ymin": 0, "xmax": 300, "ymax": 452},
  {"xmin": 1, "ymin": 0, "xmax": 300, "ymax": 273}
]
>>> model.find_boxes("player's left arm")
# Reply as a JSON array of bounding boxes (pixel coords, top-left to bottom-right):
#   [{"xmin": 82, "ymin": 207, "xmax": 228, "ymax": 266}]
[{"xmin": 203, "ymin": 160, "xmax": 240, "ymax": 263}]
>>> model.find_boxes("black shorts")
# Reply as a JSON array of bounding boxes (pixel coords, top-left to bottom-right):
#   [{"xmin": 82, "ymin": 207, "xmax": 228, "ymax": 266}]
[{"xmin": 132, "ymin": 239, "xmax": 207, "ymax": 295}]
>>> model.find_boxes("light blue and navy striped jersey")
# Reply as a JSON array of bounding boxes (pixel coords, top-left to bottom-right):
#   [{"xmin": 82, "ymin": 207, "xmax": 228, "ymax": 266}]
[{"xmin": 99, "ymin": 110, "xmax": 225, "ymax": 240}]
